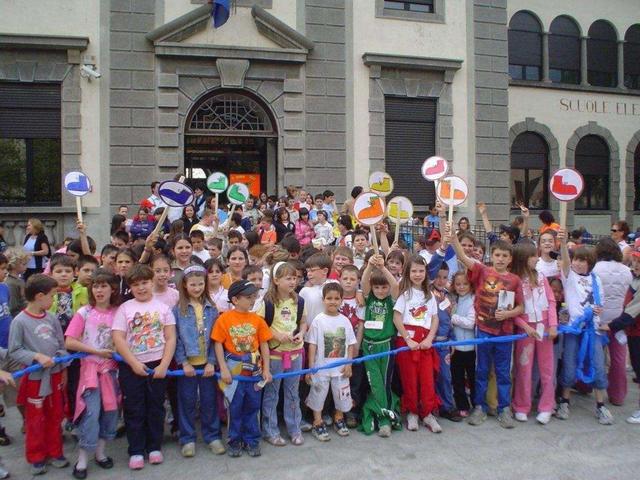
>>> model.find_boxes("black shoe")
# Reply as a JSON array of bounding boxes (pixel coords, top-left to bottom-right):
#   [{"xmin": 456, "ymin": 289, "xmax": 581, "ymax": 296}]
[
  {"xmin": 439, "ymin": 408, "xmax": 463, "ymax": 422},
  {"xmin": 0, "ymin": 427, "xmax": 11, "ymax": 446},
  {"xmin": 94, "ymin": 457, "xmax": 113, "ymax": 469},
  {"xmin": 72, "ymin": 464, "xmax": 87, "ymax": 479}
]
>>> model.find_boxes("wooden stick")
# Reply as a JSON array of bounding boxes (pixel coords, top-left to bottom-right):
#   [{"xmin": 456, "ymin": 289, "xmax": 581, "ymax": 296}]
[
  {"xmin": 448, "ymin": 180, "xmax": 455, "ymax": 225},
  {"xmin": 371, "ymin": 225, "xmax": 379, "ymax": 253},
  {"xmin": 75, "ymin": 196, "xmax": 83, "ymax": 223},
  {"xmin": 394, "ymin": 205, "xmax": 401, "ymax": 244},
  {"xmin": 214, "ymin": 192, "xmax": 219, "ymax": 213},
  {"xmin": 559, "ymin": 201, "xmax": 568, "ymax": 230}
]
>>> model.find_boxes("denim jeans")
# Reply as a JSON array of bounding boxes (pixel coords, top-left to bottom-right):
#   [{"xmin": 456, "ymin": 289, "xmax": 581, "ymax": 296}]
[
  {"xmin": 474, "ymin": 330, "xmax": 513, "ymax": 412},
  {"xmin": 228, "ymin": 381, "xmax": 261, "ymax": 449},
  {"xmin": 435, "ymin": 346, "xmax": 455, "ymax": 411},
  {"xmin": 77, "ymin": 375, "xmax": 119, "ymax": 452},
  {"xmin": 261, "ymin": 355, "xmax": 302, "ymax": 438},
  {"xmin": 559, "ymin": 333, "xmax": 608, "ymax": 390},
  {"xmin": 177, "ymin": 367, "xmax": 220, "ymax": 445}
]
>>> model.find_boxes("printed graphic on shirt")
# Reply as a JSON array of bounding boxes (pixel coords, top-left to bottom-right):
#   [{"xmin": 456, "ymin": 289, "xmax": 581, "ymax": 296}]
[
  {"xmin": 409, "ymin": 304, "xmax": 429, "ymax": 321},
  {"xmin": 229, "ymin": 323, "xmax": 257, "ymax": 353},
  {"xmin": 34, "ymin": 322, "xmax": 56, "ymax": 341},
  {"xmin": 476, "ymin": 274, "xmax": 503, "ymax": 329},
  {"xmin": 129, "ymin": 311, "xmax": 164, "ymax": 354},
  {"xmin": 339, "ymin": 300, "xmax": 363, "ymax": 331},
  {"xmin": 324, "ymin": 327, "xmax": 346, "ymax": 358},
  {"xmin": 57, "ymin": 292, "xmax": 73, "ymax": 330},
  {"xmin": 85, "ymin": 322, "xmax": 114, "ymax": 351}
]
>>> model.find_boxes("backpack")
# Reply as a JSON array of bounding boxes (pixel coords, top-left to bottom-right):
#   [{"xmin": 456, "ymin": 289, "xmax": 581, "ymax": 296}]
[{"xmin": 263, "ymin": 297, "xmax": 305, "ymax": 327}]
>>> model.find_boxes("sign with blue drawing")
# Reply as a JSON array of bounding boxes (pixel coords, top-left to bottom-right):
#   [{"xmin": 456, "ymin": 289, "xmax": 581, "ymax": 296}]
[
  {"xmin": 158, "ymin": 181, "xmax": 194, "ymax": 207},
  {"xmin": 64, "ymin": 171, "xmax": 92, "ymax": 197}
]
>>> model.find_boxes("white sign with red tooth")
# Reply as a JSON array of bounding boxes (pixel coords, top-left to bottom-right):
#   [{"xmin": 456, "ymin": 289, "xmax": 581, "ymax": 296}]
[
  {"xmin": 549, "ymin": 168, "xmax": 584, "ymax": 202},
  {"xmin": 421, "ymin": 156, "xmax": 449, "ymax": 181}
]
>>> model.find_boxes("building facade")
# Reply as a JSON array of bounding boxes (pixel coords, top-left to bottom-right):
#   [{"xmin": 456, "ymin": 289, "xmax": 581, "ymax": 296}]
[{"xmin": 0, "ymin": 0, "xmax": 638, "ymax": 246}]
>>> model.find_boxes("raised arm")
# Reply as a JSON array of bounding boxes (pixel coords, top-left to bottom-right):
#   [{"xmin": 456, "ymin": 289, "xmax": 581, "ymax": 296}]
[
  {"xmin": 477, "ymin": 202, "xmax": 493, "ymax": 235},
  {"xmin": 445, "ymin": 221, "xmax": 476, "ymax": 271},
  {"xmin": 558, "ymin": 228, "xmax": 571, "ymax": 277},
  {"xmin": 519, "ymin": 204, "xmax": 530, "ymax": 236},
  {"xmin": 76, "ymin": 220, "xmax": 92, "ymax": 256}
]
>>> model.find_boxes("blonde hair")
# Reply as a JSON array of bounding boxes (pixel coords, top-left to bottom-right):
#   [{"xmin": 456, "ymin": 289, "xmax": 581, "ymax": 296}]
[
  {"xmin": 27, "ymin": 218, "xmax": 44, "ymax": 234},
  {"xmin": 3, "ymin": 247, "xmax": 29, "ymax": 271},
  {"xmin": 263, "ymin": 246, "xmax": 289, "ymax": 267},
  {"xmin": 264, "ymin": 261, "xmax": 298, "ymax": 306}
]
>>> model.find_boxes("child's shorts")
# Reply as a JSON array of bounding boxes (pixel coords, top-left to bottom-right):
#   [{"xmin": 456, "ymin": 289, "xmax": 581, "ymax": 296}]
[{"xmin": 305, "ymin": 375, "xmax": 352, "ymax": 413}]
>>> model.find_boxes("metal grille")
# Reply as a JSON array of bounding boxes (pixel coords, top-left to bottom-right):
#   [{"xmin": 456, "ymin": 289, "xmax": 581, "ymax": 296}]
[{"xmin": 187, "ymin": 93, "xmax": 274, "ymax": 135}]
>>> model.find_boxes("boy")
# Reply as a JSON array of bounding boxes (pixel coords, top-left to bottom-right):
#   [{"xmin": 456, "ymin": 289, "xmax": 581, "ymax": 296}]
[
  {"xmin": 309, "ymin": 194, "xmax": 325, "ymax": 224},
  {"xmin": 190, "ymin": 230, "xmax": 211, "ymax": 263},
  {"xmin": 556, "ymin": 229, "xmax": 613, "ymax": 425},
  {"xmin": 207, "ymin": 238, "xmax": 223, "ymax": 263},
  {"xmin": 3, "ymin": 248, "xmax": 29, "ymax": 317},
  {"xmin": 424, "ymin": 205, "xmax": 440, "ymax": 229},
  {"xmin": 305, "ymin": 283, "xmax": 357, "ymax": 440},
  {"xmin": 448, "ymin": 223, "xmax": 523, "ymax": 429},
  {"xmin": 300, "ymin": 253, "xmax": 334, "ymax": 326},
  {"xmin": 111, "ymin": 231, "xmax": 129, "ymax": 249},
  {"xmin": 352, "ymin": 230, "xmax": 369, "ymax": 270},
  {"xmin": 321, "ymin": 190, "xmax": 337, "ymax": 224},
  {"xmin": 244, "ymin": 197, "xmax": 261, "ymax": 229},
  {"xmin": 358, "ymin": 254, "xmax": 400, "ymax": 437},
  {"xmin": 212, "ymin": 280, "xmax": 272, "ymax": 457},
  {"xmin": 190, "ymin": 209, "xmax": 217, "ymax": 240},
  {"xmin": 227, "ymin": 230, "xmax": 243, "ymax": 249},
  {"xmin": 329, "ymin": 246, "xmax": 353, "ymax": 280},
  {"xmin": 258, "ymin": 211, "xmax": 277, "ymax": 246},
  {"xmin": 100, "ymin": 244, "xmax": 119, "ymax": 273},
  {"xmin": 76, "ymin": 255, "xmax": 99, "ymax": 288},
  {"xmin": 9, "ymin": 274, "xmax": 69, "ymax": 474}
]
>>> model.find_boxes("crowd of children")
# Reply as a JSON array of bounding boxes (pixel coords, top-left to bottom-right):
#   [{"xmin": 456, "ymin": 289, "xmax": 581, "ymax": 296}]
[{"xmin": 0, "ymin": 184, "xmax": 639, "ymax": 478}]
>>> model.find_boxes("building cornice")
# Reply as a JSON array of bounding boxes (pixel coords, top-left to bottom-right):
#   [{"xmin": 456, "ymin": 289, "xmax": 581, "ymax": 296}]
[
  {"xmin": 0, "ymin": 33, "xmax": 89, "ymax": 51},
  {"xmin": 154, "ymin": 42, "xmax": 309, "ymax": 63},
  {"xmin": 362, "ymin": 53, "xmax": 462, "ymax": 82}
]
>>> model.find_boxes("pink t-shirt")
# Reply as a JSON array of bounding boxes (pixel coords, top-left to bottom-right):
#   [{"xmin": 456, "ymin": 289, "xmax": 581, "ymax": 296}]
[
  {"xmin": 65, "ymin": 305, "xmax": 117, "ymax": 364},
  {"xmin": 154, "ymin": 288, "xmax": 179, "ymax": 308},
  {"xmin": 112, "ymin": 297, "xmax": 176, "ymax": 363}
]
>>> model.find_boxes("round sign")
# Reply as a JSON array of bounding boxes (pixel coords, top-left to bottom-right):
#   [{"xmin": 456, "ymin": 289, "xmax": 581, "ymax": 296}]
[
  {"xmin": 353, "ymin": 192, "xmax": 386, "ymax": 226},
  {"xmin": 64, "ymin": 171, "xmax": 92, "ymax": 197},
  {"xmin": 158, "ymin": 181, "xmax": 194, "ymax": 207},
  {"xmin": 227, "ymin": 182, "xmax": 250, "ymax": 206},
  {"xmin": 421, "ymin": 156, "xmax": 449, "ymax": 181},
  {"xmin": 436, "ymin": 176, "xmax": 469, "ymax": 207},
  {"xmin": 549, "ymin": 168, "xmax": 584, "ymax": 202},
  {"xmin": 368, "ymin": 171, "xmax": 394, "ymax": 196},
  {"xmin": 387, "ymin": 196, "xmax": 414, "ymax": 224},
  {"xmin": 206, "ymin": 172, "xmax": 228, "ymax": 194}
]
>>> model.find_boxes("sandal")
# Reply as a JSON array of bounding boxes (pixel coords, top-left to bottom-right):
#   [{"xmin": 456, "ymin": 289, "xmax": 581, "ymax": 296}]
[{"xmin": 265, "ymin": 435, "xmax": 287, "ymax": 446}]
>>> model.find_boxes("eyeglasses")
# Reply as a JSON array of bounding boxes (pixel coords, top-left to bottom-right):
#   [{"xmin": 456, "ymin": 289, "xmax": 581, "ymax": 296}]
[{"xmin": 611, "ymin": 229, "xmax": 620, "ymax": 233}]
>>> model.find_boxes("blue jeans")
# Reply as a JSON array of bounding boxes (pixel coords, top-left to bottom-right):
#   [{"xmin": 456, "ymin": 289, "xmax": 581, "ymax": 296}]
[
  {"xmin": 436, "ymin": 346, "xmax": 455, "ymax": 411},
  {"xmin": 228, "ymin": 381, "xmax": 261, "ymax": 448},
  {"xmin": 474, "ymin": 330, "xmax": 513, "ymax": 412},
  {"xmin": 559, "ymin": 333, "xmax": 608, "ymax": 390},
  {"xmin": 261, "ymin": 355, "xmax": 302, "ymax": 438},
  {"xmin": 177, "ymin": 369, "xmax": 220, "ymax": 445},
  {"xmin": 77, "ymin": 380, "xmax": 119, "ymax": 452}
]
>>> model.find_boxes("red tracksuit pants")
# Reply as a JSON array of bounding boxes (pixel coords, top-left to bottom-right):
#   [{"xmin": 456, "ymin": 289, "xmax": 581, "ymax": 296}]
[
  {"xmin": 18, "ymin": 371, "xmax": 65, "ymax": 464},
  {"xmin": 395, "ymin": 327, "xmax": 440, "ymax": 418}
]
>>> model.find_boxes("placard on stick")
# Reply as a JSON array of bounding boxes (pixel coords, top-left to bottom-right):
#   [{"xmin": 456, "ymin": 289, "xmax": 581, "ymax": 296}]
[
  {"xmin": 354, "ymin": 192, "xmax": 386, "ymax": 253},
  {"xmin": 421, "ymin": 156, "xmax": 449, "ymax": 182},
  {"xmin": 436, "ymin": 175, "xmax": 469, "ymax": 224},
  {"xmin": 549, "ymin": 168, "xmax": 584, "ymax": 228},
  {"xmin": 369, "ymin": 171, "xmax": 394, "ymax": 197},
  {"xmin": 207, "ymin": 172, "xmax": 229, "ymax": 212},
  {"xmin": 152, "ymin": 176, "xmax": 190, "ymax": 236},
  {"xmin": 387, "ymin": 196, "xmax": 414, "ymax": 244},
  {"xmin": 64, "ymin": 171, "xmax": 92, "ymax": 223}
]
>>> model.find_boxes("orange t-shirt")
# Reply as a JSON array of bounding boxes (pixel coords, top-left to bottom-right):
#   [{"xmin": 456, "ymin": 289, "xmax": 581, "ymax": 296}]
[
  {"xmin": 539, "ymin": 223, "xmax": 560, "ymax": 234},
  {"xmin": 211, "ymin": 309, "xmax": 273, "ymax": 355}
]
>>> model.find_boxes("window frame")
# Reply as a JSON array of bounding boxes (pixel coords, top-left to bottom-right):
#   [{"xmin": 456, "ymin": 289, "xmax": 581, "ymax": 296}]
[
  {"xmin": 508, "ymin": 11, "xmax": 543, "ymax": 82},
  {"xmin": 587, "ymin": 20, "xmax": 618, "ymax": 88},
  {"xmin": 574, "ymin": 135, "xmax": 610, "ymax": 211},
  {"xmin": 376, "ymin": 0, "xmax": 444, "ymax": 24},
  {"xmin": 510, "ymin": 132, "xmax": 549, "ymax": 210},
  {"xmin": 548, "ymin": 16, "xmax": 581, "ymax": 86},
  {"xmin": 624, "ymin": 24, "xmax": 640, "ymax": 90}
]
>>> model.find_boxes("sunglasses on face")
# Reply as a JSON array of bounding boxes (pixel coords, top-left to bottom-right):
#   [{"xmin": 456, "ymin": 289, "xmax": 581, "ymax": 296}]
[{"xmin": 611, "ymin": 229, "xmax": 620, "ymax": 233}]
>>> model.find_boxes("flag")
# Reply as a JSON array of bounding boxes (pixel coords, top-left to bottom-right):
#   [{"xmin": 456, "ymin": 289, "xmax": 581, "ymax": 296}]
[{"xmin": 211, "ymin": 0, "xmax": 230, "ymax": 28}]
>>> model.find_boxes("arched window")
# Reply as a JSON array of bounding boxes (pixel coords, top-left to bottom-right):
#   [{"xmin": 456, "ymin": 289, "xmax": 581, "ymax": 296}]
[
  {"xmin": 575, "ymin": 135, "xmax": 609, "ymax": 210},
  {"xmin": 549, "ymin": 16, "xmax": 581, "ymax": 84},
  {"xmin": 625, "ymin": 24, "xmax": 640, "ymax": 89},
  {"xmin": 508, "ymin": 11, "xmax": 542, "ymax": 81},
  {"xmin": 634, "ymin": 143, "xmax": 640, "ymax": 211},
  {"xmin": 588, "ymin": 20, "xmax": 618, "ymax": 87},
  {"xmin": 510, "ymin": 132, "xmax": 548, "ymax": 209}
]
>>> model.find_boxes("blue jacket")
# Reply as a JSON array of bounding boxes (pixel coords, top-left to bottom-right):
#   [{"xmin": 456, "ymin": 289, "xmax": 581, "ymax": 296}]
[
  {"xmin": 173, "ymin": 302, "xmax": 219, "ymax": 366},
  {"xmin": 432, "ymin": 287, "xmax": 453, "ymax": 340}
]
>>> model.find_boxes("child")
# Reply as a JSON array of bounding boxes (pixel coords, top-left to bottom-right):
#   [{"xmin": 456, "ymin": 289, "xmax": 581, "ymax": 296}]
[
  {"xmin": 305, "ymin": 283, "xmax": 356, "ymax": 440},
  {"xmin": 352, "ymin": 230, "xmax": 369, "ymax": 270},
  {"xmin": 258, "ymin": 262, "xmax": 307, "ymax": 446},
  {"xmin": 386, "ymin": 250, "xmax": 405, "ymax": 282},
  {"xmin": 556, "ymin": 229, "xmax": 612, "ymax": 425},
  {"xmin": 448, "ymin": 224, "xmax": 523, "ymax": 429},
  {"xmin": 169, "ymin": 235, "xmax": 194, "ymax": 288},
  {"xmin": 64, "ymin": 269, "xmax": 121, "ymax": 478},
  {"xmin": 313, "ymin": 211, "xmax": 334, "ymax": 245},
  {"xmin": 294, "ymin": 207, "xmax": 315, "ymax": 247},
  {"xmin": 99, "ymin": 245, "xmax": 119, "ymax": 273},
  {"xmin": 112, "ymin": 264, "xmax": 176, "ymax": 470},
  {"xmin": 393, "ymin": 254, "xmax": 442, "ymax": 433},
  {"xmin": 3, "ymin": 248, "xmax": 29, "ymax": 317},
  {"xmin": 206, "ymin": 238, "xmax": 223, "ymax": 263},
  {"xmin": 173, "ymin": 265, "xmax": 225, "ymax": 457},
  {"xmin": 300, "ymin": 253, "xmax": 333, "ymax": 326},
  {"xmin": 151, "ymin": 254, "xmax": 179, "ymax": 308},
  {"xmin": 115, "ymin": 249, "xmax": 138, "ymax": 301},
  {"xmin": 190, "ymin": 230, "xmax": 211, "ymax": 263},
  {"xmin": 537, "ymin": 231, "xmax": 560, "ymax": 278},
  {"xmin": 205, "ymin": 258, "xmax": 231, "ymax": 313},
  {"xmin": 450, "ymin": 272, "xmax": 476, "ymax": 416},
  {"xmin": 424, "ymin": 205, "xmax": 440, "ymax": 229},
  {"xmin": 359, "ymin": 254, "xmax": 400, "ymax": 437},
  {"xmin": 0, "ymin": 254, "xmax": 11, "ymax": 356},
  {"xmin": 510, "ymin": 242, "xmax": 558, "ymax": 425},
  {"xmin": 76, "ymin": 256, "xmax": 99, "ymax": 288},
  {"xmin": 258, "ymin": 211, "xmax": 277, "ymax": 246},
  {"xmin": 321, "ymin": 190, "xmax": 337, "ymax": 223},
  {"xmin": 212, "ymin": 280, "xmax": 272, "ymax": 457},
  {"xmin": 9, "ymin": 274, "xmax": 69, "ymax": 475},
  {"xmin": 329, "ymin": 246, "xmax": 353, "ymax": 280}
]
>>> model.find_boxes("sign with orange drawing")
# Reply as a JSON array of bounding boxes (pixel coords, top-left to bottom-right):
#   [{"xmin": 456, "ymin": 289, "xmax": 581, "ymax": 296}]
[
  {"xmin": 435, "ymin": 176, "xmax": 468, "ymax": 207},
  {"xmin": 230, "ymin": 173, "xmax": 260, "ymax": 198},
  {"xmin": 353, "ymin": 192, "xmax": 386, "ymax": 226}
]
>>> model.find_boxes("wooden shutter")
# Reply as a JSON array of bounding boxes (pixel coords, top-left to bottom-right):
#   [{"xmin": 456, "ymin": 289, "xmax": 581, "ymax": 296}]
[
  {"xmin": 384, "ymin": 96, "xmax": 437, "ymax": 208},
  {"xmin": 0, "ymin": 82, "xmax": 61, "ymax": 138}
]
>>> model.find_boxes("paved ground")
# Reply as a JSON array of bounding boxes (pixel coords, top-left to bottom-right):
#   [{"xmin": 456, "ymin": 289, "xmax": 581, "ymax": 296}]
[{"xmin": 1, "ymin": 387, "xmax": 639, "ymax": 480}]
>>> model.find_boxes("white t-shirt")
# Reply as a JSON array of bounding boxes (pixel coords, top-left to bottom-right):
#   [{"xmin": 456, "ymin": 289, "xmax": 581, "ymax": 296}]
[
  {"xmin": 306, "ymin": 312, "xmax": 356, "ymax": 377},
  {"xmin": 393, "ymin": 288, "xmax": 438, "ymax": 330},
  {"xmin": 209, "ymin": 286, "xmax": 231, "ymax": 312},
  {"xmin": 592, "ymin": 260, "xmax": 632, "ymax": 323},
  {"xmin": 192, "ymin": 249, "xmax": 211, "ymax": 263},
  {"xmin": 536, "ymin": 257, "xmax": 560, "ymax": 278},
  {"xmin": 618, "ymin": 240, "xmax": 629, "ymax": 252},
  {"xmin": 300, "ymin": 284, "xmax": 325, "ymax": 326},
  {"xmin": 561, "ymin": 269, "xmax": 604, "ymax": 326}
]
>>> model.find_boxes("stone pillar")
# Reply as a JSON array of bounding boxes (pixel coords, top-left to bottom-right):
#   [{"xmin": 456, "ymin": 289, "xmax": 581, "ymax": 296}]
[
  {"xmin": 580, "ymin": 36, "xmax": 589, "ymax": 86},
  {"xmin": 542, "ymin": 32, "xmax": 550, "ymax": 82},
  {"xmin": 617, "ymin": 40, "xmax": 626, "ymax": 89}
]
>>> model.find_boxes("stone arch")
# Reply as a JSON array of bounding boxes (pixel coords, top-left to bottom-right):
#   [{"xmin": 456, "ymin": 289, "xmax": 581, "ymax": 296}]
[{"xmin": 625, "ymin": 130, "xmax": 640, "ymax": 223}]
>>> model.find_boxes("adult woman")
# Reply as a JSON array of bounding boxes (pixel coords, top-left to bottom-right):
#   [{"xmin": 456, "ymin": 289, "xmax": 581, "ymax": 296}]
[
  {"xmin": 593, "ymin": 238, "xmax": 633, "ymax": 406},
  {"xmin": 273, "ymin": 207, "xmax": 295, "ymax": 243},
  {"xmin": 221, "ymin": 246, "xmax": 249, "ymax": 289},
  {"xmin": 456, "ymin": 216, "xmax": 472, "ymax": 235},
  {"xmin": 110, "ymin": 214, "xmax": 127, "ymax": 237},
  {"xmin": 22, "ymin": 218, "xmax": 50, "ymax": 280},
  {"xmin": 181, "ymin": 204, "xmax": 199, "ymax": 233},
  {"xmin": 611, "ymin": 220, "xmax": 631, "ymax": 264}
]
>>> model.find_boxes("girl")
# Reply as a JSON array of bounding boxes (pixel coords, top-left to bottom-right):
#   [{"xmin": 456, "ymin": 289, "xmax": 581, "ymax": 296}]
[
  {"xmin": 115, "ymin": 249, "xmax": 138, "ymax": 301},
  {"xmin": 450, "ymin": 272, "xmax": 476, "ymax": 417},
  {"xmin": 536, "ymin": 231, "xmax": 559, "ymax": 278},
  {"xmin": 65, "ymin": 269, "xmax": 121, "ymax": 479},
  {"xmin": 274, "ymin": 207, "xmax": 295, "ymax": 243},
  {"xmin": 205, "ymin": 258, "xmax": 231, "ymax": 312},
  {"xmin": 169, "ymin": 234, "xmax": 193, "ymax": 288},
  {"xmin": 258, "ymin": 262, "xmax": 307, "ymax": 446},
  {"xmin": 181, "ymin": 205, "xmax": 199, "ymax": 234},
  {"xmin": 510, "ymin": 243, "xmax": 558, "ymax": 425},
  {"xmin": 166, "ymin": 220, "xmax": 185, "ymax": 245},
  {"xmin": 129, "ymin": 207, "xmax": 156, "ymax": 241},
  {"xmin": 110, "ymin": 215, "xmax": 127, "ymax": 237},
  {"xmin": 336, "ymin": 215, "xmax": 354, "ymax": 248},
  {"xmin": 393, "ymin": 254, "xmax": 441, "ymax": 433},
  {"xmin": 173, "ymin": 265, "xmax": 225, "ymax": 457},
  {"xmin": 262, "ymin": 246, "xmax": 290, "ymax": 293},
  {"xmin": 313, "ymin": 211, "xmax": 334, "ymax": 245},
  {"xmin": 151, "ymin": 254, "xmax": 179, "ymax": 308},
  {"xmin": 386, "ymin": 250, "xmax": 405, "ymax": 281},
  {"xmin": 221, "ymin": 246, "xmax": 248, "ymax": 289},
  {"xmin": 294, "ymin": 208, "xmax": 315, "ymax": 247}
]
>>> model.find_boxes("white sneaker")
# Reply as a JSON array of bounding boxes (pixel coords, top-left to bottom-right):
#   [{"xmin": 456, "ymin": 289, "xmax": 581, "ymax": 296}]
[
  {"xmin": 407, "ymin": 413, "xmax": 419, "ymax": 431},
  {"xmin": 422, "ymin": 414, "xmax": 442, "ymax": 433},
  {"xmin": 596, "ymin": 405, "xmax": 614, "ymax": 425},
  {"xmin": 514, "ymin": 412, "xmax": 528, "ymax": 422},
  {"xmin": 626, "ymin": 410, "xmax": 640, "ymax": 424},
  {"xmin": 536, "ymin": 412, "xmax": 552, "ymax": 425}
]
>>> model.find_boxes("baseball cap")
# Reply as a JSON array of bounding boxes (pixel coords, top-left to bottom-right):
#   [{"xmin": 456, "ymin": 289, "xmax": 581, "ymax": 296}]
[{"xmin": 227, "ymin": 280, "xmax": 259, "ymax": 302}]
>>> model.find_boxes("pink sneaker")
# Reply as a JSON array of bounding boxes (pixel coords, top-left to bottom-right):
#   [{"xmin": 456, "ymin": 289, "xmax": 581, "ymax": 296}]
[
  {"xmin": 129, "ymin": 455, "xmax": 144, "ymax": 470},
  {"xmin": 459, "ymin": 410, "xmax": 469, "ymax": 418},
  {"xmin": 148, "ymin": 451, "xmax": 163, "ymax": 465}
]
